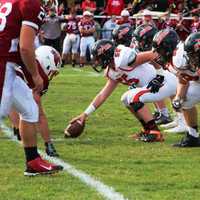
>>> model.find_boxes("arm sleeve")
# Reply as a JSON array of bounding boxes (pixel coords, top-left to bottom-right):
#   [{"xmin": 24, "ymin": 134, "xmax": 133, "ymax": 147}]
[{"xmin": 19, "ymin": 0, "xmax": 45, "ymax": 31}]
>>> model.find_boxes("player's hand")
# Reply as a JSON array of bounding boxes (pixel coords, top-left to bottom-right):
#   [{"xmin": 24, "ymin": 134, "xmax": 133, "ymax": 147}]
[
  {"xmin": 147, "ymin": 75, "xmax": 164, "ymax": 93},
  {"xmin": 70, "ymin": 113, "xmax": 87, "ymax": 125},
  {"xmin": 32, "ymin": 73, "xmax": 44, "ymax": 94},
  {"xmin": 172, "ymin": 97, "xmax": 183, "ymax": 111}
]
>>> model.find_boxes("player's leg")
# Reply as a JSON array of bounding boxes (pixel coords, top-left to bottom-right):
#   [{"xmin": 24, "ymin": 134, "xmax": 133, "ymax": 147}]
[
  {"xmin": 12, "ymin": 76, "xmax": 63, "ymax": 175},
  {"xmin": 34, "ymin": 93, "xmax": 59, "ymax": 157},
  {"xmin": 121, "ymin": 90, "xmax": 163, "ymax": 142},
  {"xmin": 173, "ymin": 81, "xmax": 200, "ymax": 147},
  {"xmin": 62, "ymin": 34, "xmax": 71, "ymax": 67},
  {"xmin": 88, "ymin": 36, "xmax": 95, "ymax": 65},
  {"xmin": 79, "ymin": 37, "xmax": 87, "ymax": 67},
  {"xmin": 9, "ymin": 108, "xmax": 21, "ymax": 140},
  {"xmin": 71, "ymin": 34, "xmax": 80, "ymax": 67}
]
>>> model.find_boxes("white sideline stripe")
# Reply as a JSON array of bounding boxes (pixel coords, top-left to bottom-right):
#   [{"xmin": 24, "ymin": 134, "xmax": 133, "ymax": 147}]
[{"xmin": 1, "ymin": 124, "xmax": 128, "ymax": 200}]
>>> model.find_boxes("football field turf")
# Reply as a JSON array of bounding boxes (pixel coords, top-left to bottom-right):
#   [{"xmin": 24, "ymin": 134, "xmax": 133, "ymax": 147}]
[{"xmin": 1, "ymin": 66, "xmax": 200, "ymax": 200}]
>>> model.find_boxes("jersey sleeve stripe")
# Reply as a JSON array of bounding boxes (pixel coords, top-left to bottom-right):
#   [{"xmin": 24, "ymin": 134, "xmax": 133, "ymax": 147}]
[{"xmin": 22, "ymin": 21, "xmax": 39, "ymax": 30}]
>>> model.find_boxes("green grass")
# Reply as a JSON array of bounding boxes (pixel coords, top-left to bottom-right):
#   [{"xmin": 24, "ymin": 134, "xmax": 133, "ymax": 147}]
[{"xmin": 1, "ymin": 66, "xmax": 200, "ymax": 200}]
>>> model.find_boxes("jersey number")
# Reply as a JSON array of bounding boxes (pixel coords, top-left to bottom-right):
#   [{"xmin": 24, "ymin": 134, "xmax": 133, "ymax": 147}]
[{"xmin": 0, "ymin": 2, "xmax": 12, "ymax": 32}]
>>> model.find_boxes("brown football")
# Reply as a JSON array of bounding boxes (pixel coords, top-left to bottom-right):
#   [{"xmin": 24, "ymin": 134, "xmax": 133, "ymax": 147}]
[{"xmin": 64, "ymin": 120, "xmax": 85, "ymax": 138}]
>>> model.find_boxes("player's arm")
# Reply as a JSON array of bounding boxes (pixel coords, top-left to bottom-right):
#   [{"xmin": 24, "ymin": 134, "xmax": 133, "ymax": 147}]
[
  {"xmin": 20, "ymin": 25, "xmax": 43, "ymax": 93},
  {"xmin": 131, "ymin": 51, "xmax": 158, "ymax": 68},
  {"xmin": 70, "ymin": 78, "xmax": 118, "ymax": 124}
]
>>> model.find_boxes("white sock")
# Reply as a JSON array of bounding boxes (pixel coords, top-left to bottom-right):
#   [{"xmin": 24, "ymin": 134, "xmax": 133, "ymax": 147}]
[{"xmin": 187, "ymin": 126, "xmax": 199, "ymax": 138}]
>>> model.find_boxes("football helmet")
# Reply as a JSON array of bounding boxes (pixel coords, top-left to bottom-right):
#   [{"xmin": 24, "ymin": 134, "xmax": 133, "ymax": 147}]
[
  {"xmin": 112, "ymin": 25, "xmax": 133, "ymax": 47},
  {"xmin": 91, "ymin": 39, "xmax": 115, "ymax": 72},
  {"xmin": 152, "ymin": 29, "xmax": 179, "ymax": 64},
  {"xmin": 134, "ymin": 24, "xmax": 158, "ymax": 51},
  {"xmin": 184, "ymin": 32, "xmax": 200, "ymax": 72},
  {"xmin": 35, "ymin": 46, "xmax": 61, "ymax": 80}
]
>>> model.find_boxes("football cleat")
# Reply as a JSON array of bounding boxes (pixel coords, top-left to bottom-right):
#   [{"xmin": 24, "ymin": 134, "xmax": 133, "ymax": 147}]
[
  {"xmin": 173, "ymin": 133, "xmax": 200, "ymax": 147},
  {"xmin": 45, "ymin": 142, "xmax": 59, "ymax": 157},
  {"xmin": 155, "ymin": 113, "xmax": 172, "ymax": 125},
  {"xmin": 132, "ymin": 130, "xmax": 164, "ymax": 142},
  {"xmin": 24, "ymin": 156, "xmax": 63, "ymax": 176},
  {"xmin": 164, "ymin": 125, "xmax": 187, "ymax": 133},
  {"xmin": 160, "ymin": 120, "xmax": 177, "ymax": 129}
]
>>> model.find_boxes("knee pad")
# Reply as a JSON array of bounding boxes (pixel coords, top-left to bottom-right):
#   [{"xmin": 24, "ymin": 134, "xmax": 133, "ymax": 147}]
[{"xmin": 130, "ymin": 101, "xmax": 144, "ymax": 112}]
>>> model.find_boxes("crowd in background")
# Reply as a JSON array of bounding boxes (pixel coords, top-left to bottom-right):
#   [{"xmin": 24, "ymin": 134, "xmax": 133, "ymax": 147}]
[{"xmin": 38, "ymin": 0, "xmax": 200, "ymax": 66}]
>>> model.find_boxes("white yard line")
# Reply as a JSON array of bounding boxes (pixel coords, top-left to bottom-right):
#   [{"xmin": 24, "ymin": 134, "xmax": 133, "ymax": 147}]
[{"xmin": 1, "ymin": 123, "xmax": 128, "ymax": 200}]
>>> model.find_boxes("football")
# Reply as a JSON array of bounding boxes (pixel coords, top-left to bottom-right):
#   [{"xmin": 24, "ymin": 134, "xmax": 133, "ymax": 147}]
[{"xmin": 64, "ymin": 120, "xmax": 85, "ymax": 138}]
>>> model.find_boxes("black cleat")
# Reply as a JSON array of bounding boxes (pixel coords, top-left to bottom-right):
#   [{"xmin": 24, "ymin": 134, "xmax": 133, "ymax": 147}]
[
  {"xmin": 155, "ymin": 113, "xmax": 172, "ymax": 125},
  {"xmin": 45, "ymin": 142, "xmax": 59, "ymax": 157},
  {"xmin": 173, "ymin": 133, "xmax": 200, "ymax": 147}
]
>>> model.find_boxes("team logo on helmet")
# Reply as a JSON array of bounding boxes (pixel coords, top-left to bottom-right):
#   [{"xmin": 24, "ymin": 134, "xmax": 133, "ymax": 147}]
[
  {"xmin": 97, "ymin": 44, "xmax": 112, "ymax": 56},
  {"xmin": 156, "ymin": 30, "xmax": 170, "ymax": 45},
  {"xmin": 139, "ymin": 26, "xmax": 152, "ymax": 37},
  {"xmin": 118, "ymin": 27, "xmax": 130, "ymax": 39}
]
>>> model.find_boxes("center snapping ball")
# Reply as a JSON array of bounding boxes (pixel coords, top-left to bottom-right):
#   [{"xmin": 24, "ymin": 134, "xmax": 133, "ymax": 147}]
[{"xmin": 64, "ymin": 120, "xmax": 85, "ymax": 138}]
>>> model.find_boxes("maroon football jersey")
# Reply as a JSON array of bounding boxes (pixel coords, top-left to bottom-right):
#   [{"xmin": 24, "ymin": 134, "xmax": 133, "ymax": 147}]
[
  {"xmin": 0, "ymin": 0, "xmax": 45, "ymax": 65},
  {"xmin": 78, "ymin": 18, "xmax": 95, "ymax": 37},
  {"xmin": 65, "ymin": 17, "xmax": 79, "ymax": 34},
  {"xmin": 16, "ymin": 62, "xmax": 49, "ymax": 96}
]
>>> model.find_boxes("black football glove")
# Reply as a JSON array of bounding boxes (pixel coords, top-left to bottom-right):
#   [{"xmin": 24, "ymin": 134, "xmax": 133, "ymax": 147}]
[{"xmin": 147, "ymin": 75, "xmax": 164, "ymax": 93}]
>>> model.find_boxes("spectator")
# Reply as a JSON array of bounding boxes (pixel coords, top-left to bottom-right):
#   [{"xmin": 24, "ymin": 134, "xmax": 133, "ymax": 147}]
[
  {"xmin": 102, "ymin": 16, "xmax": 117, "ymax": 39},
  {"xmin": 81, "ymin": 0, "xmax": 97, "ymax": 13},
  {"xmin": 191, "ymin": 13, "xmax": 200, "ymax": 33},
  {"xmin": 106, "ymin": 0, "xmax": 125, "ymax": 16},
  {"xmin": 78, "ymin": 11, "xmax": 96, "ymax": 67},
  {"xmin": 42, "ymin": 7, "xmax": 66, "ymax": 52},
  {"xmin": 116, "ymin": 9, "xmax": 134, "ymax": 26},
  {"xmin": 174, "ymin": 13, "xmax": 190, "ymax": 41},
  {"xmin": 137, "ymin": 10, "xmax": 156, "ymax": 27}
]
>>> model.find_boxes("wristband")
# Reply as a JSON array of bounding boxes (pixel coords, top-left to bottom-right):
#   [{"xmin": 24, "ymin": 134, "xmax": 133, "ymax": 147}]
[{"xmin": 84, "ymin": 104, "xmax": 96, "ymax": 116}]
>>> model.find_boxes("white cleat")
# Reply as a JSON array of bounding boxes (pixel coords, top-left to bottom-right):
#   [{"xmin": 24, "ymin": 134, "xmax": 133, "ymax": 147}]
[
  {"xmin": 164, "ymin": 125, "xmax": 187, "ymax": 133},
  {"xmin": 160, "ymin": 120, "xmax": 177, "ymax": 129}
]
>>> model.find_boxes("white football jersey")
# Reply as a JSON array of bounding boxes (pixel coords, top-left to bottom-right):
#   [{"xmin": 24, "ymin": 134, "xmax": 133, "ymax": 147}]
[
  {"xmin": 172, "ymin": 42, "xmax": 199, "ymax": 82},
  {"xmin": 105, "ymin": 45, "xmax": 157, "ymax": 87}
]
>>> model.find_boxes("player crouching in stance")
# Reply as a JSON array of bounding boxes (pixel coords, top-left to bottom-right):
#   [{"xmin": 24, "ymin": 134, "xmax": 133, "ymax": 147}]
[
  {"xmin": 66, "ymin": 37, "xmax": 166, "ymax": 142},
  {"xmin": 112, "ymin": 25, "xmax": 178, "ymax": 142},
  {"xmin": 9, "ymin": 46, "xmax": 61, "ymax": 157},
  {"xmin": 153, "ymin": 30, "xmax": 200, "ymax": 147}
]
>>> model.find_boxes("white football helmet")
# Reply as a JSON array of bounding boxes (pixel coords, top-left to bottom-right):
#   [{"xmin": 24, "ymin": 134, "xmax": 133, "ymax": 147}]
[{"xmin": 35, "ymin": 45, "xmax": 62, "ymax": 80}]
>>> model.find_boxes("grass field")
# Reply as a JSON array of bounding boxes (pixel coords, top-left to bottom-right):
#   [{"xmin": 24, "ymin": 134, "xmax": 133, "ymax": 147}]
[{"xmin": 1, "ymin": 66, "xmax": 200, "ymax": 200}]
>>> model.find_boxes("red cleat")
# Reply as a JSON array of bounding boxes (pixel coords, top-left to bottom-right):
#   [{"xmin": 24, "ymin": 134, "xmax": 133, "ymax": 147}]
[
  {"xmin": 131, "ymin": 130, "xmax": 164, "ymax": 142},
  {"xmin": 24, "ymin": 156, "xmax": 63, "ymax": 176}
]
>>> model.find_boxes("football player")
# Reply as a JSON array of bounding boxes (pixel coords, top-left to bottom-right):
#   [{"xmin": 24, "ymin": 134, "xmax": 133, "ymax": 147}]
[
  {"xmin": 112, "ymin": 25, "xmax": 177, "ymax": 141},
  {"xmin": 66, "ymin": 38, "xmax": 166, "ymax": 142},
  {"xmin": 10, "ymin": 46, "xmax": 61, "ymax": 157},
  {"xmin": 153, "ymin": 30, "xmax": 200, "ymax": 147},
  {"xmin": 133, "ymin": 24, "xmax": 172, "ymax": 125},
  {"xmin": 0, "ymin": 0, "xmax": 63, "ymax": 175},
  {"xmin": 78, "ymin": 11, "xmax": 95, "ymax": 67},
  {"xmin": 62, "ymin": 7, "xmax": 80, "ymax": 67}
]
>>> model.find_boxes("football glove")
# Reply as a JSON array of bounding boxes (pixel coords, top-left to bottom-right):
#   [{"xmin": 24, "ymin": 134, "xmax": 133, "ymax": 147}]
[{"xmin": 147, "ymin": 75, "xmax": 164, "ymax": 93}]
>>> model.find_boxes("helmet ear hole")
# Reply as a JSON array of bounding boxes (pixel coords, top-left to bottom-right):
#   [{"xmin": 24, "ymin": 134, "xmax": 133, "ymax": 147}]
[{"xmin": 47, "ymin": 65, "xmax": 50, "ymax": 70}]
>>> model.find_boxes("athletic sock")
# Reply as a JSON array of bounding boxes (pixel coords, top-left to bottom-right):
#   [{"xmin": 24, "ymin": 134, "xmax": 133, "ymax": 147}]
[
  {"xmin": 187, "ymin": 126, "xmax": 199, "ymax": 138},
  {"xmin": 24, "ymin": 147, "xmax": 40, "ymax": 162},
  {"xmin": 144, "ymin": 119, "xmax": 159, "ymax": 131}
]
